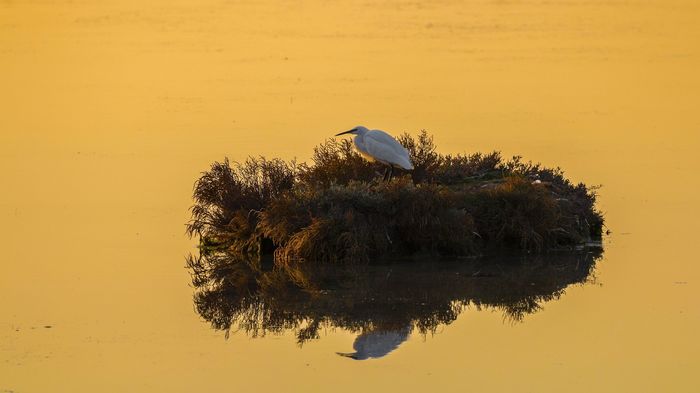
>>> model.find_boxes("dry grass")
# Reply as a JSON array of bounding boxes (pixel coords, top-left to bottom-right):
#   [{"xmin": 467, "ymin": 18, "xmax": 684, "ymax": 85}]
[{"xmin": 187, "ymin": 130, "xmax": 604, "ymax": 264}]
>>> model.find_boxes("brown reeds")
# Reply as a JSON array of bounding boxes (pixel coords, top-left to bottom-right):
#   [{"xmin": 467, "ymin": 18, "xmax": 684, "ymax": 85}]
[{"xmin": 187, "ymin": 131, "xmax": 604, "ymax": 264}]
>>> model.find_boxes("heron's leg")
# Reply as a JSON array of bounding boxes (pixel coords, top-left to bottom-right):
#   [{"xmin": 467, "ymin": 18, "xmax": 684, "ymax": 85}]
[
  {"xmin": 382, "ymin": 166, "xmax": 389, "ymax": 181},
  {"xmin": 388, "ymin": 166, "xmax": 394, "ymax": 181}
]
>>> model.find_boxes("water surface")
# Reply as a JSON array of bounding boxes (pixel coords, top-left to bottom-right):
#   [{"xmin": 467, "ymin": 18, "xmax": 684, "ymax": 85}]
[{"xmin": 1, "ymin": 1, "xmax": 699, "ymax": 392}]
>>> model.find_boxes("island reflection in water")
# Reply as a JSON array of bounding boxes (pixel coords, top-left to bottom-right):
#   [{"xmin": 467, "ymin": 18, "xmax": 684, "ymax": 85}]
[{"xmin": 187, "ymin": 249, "xmax": 602, "ymax": 360}]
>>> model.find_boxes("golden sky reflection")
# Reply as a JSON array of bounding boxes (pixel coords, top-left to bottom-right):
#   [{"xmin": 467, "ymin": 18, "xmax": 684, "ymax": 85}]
[{"xmin": 1, "ymin": 1, "xmax": 699, "ymax": 392}]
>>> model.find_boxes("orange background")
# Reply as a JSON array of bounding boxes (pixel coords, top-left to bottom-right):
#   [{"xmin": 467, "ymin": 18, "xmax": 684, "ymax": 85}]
[{"xmin": 1, "ymin": 1, "xmax": 698, "ymax": 391}]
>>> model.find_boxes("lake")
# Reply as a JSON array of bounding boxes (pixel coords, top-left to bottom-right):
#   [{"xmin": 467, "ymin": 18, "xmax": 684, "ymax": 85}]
[{"xmin": 1, "ymin": 0, "xmax": 698, "ymax": 391}]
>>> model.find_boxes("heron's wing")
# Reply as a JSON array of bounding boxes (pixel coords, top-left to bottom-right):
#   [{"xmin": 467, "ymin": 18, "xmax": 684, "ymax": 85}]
[
  {"xmin": 363, "ymin": 130, "xmax": 413, "ymax": 170},
  {"xmin": 353, "ymin": 325, "xmax": 412, "ymax": 359}
]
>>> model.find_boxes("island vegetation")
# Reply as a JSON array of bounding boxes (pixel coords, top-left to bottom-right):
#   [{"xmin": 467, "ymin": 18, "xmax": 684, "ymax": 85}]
[{"xmin": 187, "ymin": 131, "xmax": 604, "ymax": 264}]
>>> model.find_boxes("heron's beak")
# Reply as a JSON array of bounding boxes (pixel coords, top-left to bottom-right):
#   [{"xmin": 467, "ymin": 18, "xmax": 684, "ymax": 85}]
[
  {"xmin": 336, "ymin": 352, "xmax": 358, "ymax": 359},
  {"xmin": 335, "ymin": 129, "xmax": 355, "ymax": 136}
]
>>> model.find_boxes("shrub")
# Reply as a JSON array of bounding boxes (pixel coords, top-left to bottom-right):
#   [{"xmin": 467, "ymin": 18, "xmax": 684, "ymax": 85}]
[{"xmin": 187, "ymin": 131, "xmax": 604, "ymax": 264}]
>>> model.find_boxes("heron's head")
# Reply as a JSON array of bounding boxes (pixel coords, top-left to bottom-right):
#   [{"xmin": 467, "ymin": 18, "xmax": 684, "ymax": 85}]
[{"xmin": 335, "ymin": 126, "xmax": 368, "ymax": 136}]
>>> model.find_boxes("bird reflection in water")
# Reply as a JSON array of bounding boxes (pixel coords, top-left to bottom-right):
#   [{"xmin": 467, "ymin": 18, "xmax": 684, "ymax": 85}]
[
  {"xmin": 337, "ymin": 324, "xmax": 412, "ymax": 360},
  {"xmin": 186, "ymin": 249, "xmax": 602, "ymax": 360}
]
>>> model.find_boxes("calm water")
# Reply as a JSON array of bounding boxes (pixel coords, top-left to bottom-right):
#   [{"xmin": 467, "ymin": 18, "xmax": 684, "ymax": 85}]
[{"xmin": 1, "ymin": 0, "xmax": 699, "ymax": 391}]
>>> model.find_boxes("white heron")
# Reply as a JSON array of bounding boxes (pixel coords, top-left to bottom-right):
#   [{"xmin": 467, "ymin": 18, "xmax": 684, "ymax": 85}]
[
  {"xmin": 335, "ymin": 126, "xmax": 414, "ymax": 181},
  {"xmin": 336, "ymin": 324, "xmax": 412, "ymax": 360}
]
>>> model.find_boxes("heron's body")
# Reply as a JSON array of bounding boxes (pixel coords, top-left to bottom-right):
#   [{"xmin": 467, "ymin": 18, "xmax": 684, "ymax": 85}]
[
  {"xmin": 335, "ymin": 126, "xmax": 414, "ymax": 180},
  {"xmin": 352, "ymin": 129, "xmax": 413, "ymax": 170}
]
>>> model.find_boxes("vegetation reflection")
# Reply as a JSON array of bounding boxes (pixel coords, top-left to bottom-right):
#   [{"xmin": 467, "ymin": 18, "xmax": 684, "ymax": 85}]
[{"xmin": 187, "ymin": 249, "xmax": 602, "ymax": 358}]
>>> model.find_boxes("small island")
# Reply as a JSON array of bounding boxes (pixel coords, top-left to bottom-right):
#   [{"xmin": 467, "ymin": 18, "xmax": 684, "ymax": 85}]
[{"xmin": 187, "ymin": 131, "xmax": 604, "ymax": 264}]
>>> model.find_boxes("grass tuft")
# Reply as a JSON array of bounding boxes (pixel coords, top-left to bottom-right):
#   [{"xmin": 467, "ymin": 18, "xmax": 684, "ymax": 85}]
[{"xmin": 187, "ymin": 131, "xmax": 604, "ymax": 264}]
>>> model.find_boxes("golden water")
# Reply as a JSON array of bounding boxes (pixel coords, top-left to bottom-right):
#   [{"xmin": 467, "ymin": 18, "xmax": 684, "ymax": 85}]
[{"xmin": 1, "ymin": 0, "xmax": 698, "ymax": 391}]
